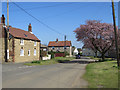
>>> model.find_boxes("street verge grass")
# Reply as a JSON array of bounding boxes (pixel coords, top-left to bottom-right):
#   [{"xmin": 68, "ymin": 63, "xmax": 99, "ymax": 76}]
[
  {"xmin": 83, "ymin": 60, "xmax": 118, "ymax": 88},
  {"xmin": 24, "ymin": 57, "xmax": 75, "ymax": 66},
  {"xmin": 88, "ymin": 56, "xmax": 113, "ymax": 61}
]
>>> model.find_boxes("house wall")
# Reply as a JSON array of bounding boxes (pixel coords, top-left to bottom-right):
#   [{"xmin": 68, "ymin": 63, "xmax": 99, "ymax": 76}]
[
  {"xmin": 14, "ymin": 38, "xmax": 40, "ymax": 62},
  {"xmin": 82, "ymin": 48, "xmax": 101, "ymax": 57},
  {"xmin": 48, "ymin": 46, "xmax": 71, "ymax": 55},
  {"xmin": 82, "ymin": 48, "xmax": 110, "ymax": 57},
  {"xmin": 0, "ymin": 24, "xmax": 7, "ymax": 63},
  {"xmin": 9, "ymin": 37, "xmax": 14, "ymax": 62},
  {"xmin": 0, "ymin": 25, "xmax": 3, "ymax": 63}
]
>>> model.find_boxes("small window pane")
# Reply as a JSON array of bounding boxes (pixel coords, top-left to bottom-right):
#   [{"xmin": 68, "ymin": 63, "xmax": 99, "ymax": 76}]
[
  {"xmin": 20, "ymin": 49, "xmax": 24, "ymax": 56},
  {"xmin": 34, "ymin": 49, "xmax": 36, "ymax": 56},
  {"xmin": 28, "ymin": 50, "xmax": 30, "ymax": 56},
  {"xmin": 34, "ymin": 41, "xmax": 37, "ymax": 46}
]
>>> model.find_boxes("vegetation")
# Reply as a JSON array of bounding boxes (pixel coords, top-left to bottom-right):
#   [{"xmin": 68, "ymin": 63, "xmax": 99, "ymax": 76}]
[
  {"xmin": 41, "ymin": 50, "xmax": 47, "ymax": 57},
  {"xmin": 88, "ymin": 56, "xmax": 114, "ymax": 62},
  {"xmin": 83, "ymin": 60, "xmax": 119, "ymax": 88},
  {"xmin": 48, "ymin": 51, "xmax": 69, "ymax": 57},
  {"xmin": 74, "ymin": 20, "xmax": 115, "ymax": 61},
  {"xmin": 24, "ymin": 57, "xmax": 75, "ymax": 66}
]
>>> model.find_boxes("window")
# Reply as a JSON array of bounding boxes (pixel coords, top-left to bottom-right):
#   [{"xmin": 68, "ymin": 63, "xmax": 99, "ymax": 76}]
[
  {"xmin": 34, "ymin": 41, "xmax": 37, "ymax": 46},
  {"xmin": 34, "ymin": 48, "xmax": 36, "ymax": 56},
  {"xmin": 20, "ymin": 48, "xmax": 24, "ymax": 56},
  {"xmin": 52, "ymin": 47, "xmax": 54, "ymax": 50},
  {"xmin": 28, "ymin": 50, "xmax": 30, "ymax": 56},
  {"xmin": 64, "ymin": 46, "xmax": 66, "ymax": 49},
  {"xmin": 20, "ymin": 39, "xmax": 24, "ymax": 45}
]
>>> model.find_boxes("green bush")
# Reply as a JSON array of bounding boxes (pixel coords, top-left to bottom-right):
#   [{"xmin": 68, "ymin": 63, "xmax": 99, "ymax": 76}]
[
  {"xmin": 31, "ymin": 61, "xmax": 41, "ymax": 64},
  {"xmin": 48, "ymin": 50, "xmax": 55, "ymax": 59},
  {"xmin": 64, "ymin": 51, "xmax": 69, "ymax": 56},
  {"xmin": 41, "ymin": 50, "xmax": 47, "ymax": 57}
]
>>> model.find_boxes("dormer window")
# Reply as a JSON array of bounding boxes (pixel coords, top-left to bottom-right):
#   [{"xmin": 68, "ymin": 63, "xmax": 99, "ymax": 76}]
[
  {"xmin": 34, "ymin": 41, "xmax": 37, "ymax": 46},
  {"xmin": 20, "ymin": 39, "xmax": 24, "ymax": 45}
]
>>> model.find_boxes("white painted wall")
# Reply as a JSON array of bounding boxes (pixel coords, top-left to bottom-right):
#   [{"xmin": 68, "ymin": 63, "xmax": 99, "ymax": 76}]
[{"xmin": 42, "ymin": 55, "xmax": 51, "ymax": 60}]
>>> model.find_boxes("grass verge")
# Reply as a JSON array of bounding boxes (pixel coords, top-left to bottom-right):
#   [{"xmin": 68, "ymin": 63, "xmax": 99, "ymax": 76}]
[
  {"xmin": 83, "ymin": 60, "xmax": 119, "ymax": 88},
  {"xmin": 24, "ymin": 57, "xmax": 75, "ymax": 66}
]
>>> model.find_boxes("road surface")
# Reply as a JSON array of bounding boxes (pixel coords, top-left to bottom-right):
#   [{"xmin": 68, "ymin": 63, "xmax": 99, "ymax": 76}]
[{"xmin": 2, "ymin": 58, "xmax": 92, "ymax": 88}]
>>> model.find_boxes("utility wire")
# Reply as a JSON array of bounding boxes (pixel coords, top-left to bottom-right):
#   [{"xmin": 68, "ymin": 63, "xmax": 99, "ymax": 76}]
[
  {"xmin": 12, "ymin": 2, "xmax": 64, "ymax": 35},
  {"xmin": 10, "ymin": 2, "xmax": 75, "ymax": 12}
]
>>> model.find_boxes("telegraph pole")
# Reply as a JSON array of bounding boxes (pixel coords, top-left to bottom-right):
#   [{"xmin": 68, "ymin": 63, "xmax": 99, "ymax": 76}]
[
  {"xmin": 7, "ymin": 0, "xmax": 9, "ymax": 62},
  {"xmin": 7, "ymin": 0, "xmax": 9, "ymax": 27},
  {"xmin": 64, "ymin": 35, "xmax": 66, "ymax": 52},
  {"xmin": 112, "ymin": 0, "xmax": 120, "ymax": 67}
]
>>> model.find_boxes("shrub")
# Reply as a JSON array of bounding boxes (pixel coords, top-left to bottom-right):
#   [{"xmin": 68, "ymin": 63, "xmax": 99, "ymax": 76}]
[
  {"xmin": 41, "ymin": 50, "xmax": 47, "ymax": 57},
  {"xmin": 31, "ymin": 61, "xmax": 41, "ymax": 64}
]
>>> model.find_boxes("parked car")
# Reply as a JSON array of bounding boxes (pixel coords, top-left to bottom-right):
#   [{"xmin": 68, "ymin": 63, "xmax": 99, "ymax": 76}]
[{"xmin": 76, "ymin": 54, "xmax": 81, "ymax": 59}]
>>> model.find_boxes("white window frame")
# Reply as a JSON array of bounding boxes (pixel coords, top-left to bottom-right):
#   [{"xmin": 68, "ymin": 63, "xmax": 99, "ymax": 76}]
[
  {"xmin": 28, "ymin": 50, "xmax": 30, "ymax": 56},
  {"xmin": 20, "ymin": 49, "xmax": 24, "ymax": 56},
  {"xmin": 34, "ymin": 41, "xmax": 37, "ymax": 46},
  {"xmin": 20, "ymin": 39, "xmax": 24, "ymax": 45},
  {"xmin": 34, "ymin": 49, "xmax": 36, "ymax": 56}
]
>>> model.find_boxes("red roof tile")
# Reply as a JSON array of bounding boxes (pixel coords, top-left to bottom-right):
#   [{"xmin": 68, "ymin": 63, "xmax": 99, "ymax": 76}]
[
  {"xmin": 9, "ymin": 27, "xmax": 40, "ymax": 41},
  {"xmin": 48, "ymin": 41, "xmax": 71, "ymax": 47}
]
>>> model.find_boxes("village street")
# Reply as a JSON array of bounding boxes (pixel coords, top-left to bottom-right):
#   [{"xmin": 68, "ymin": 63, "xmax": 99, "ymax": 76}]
[{"xmin": 2, "ymin": 57, "xmax": 93, "ymax": 88}]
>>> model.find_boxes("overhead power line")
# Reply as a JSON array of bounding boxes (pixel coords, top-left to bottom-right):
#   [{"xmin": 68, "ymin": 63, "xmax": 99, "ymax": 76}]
[
  {"xmin": 10, "ymin": 2, "xmax": 75, "ymax": 12},
  {"xmin": 11, "ymin": 2, "xmax": 64, "ymax": 35}
]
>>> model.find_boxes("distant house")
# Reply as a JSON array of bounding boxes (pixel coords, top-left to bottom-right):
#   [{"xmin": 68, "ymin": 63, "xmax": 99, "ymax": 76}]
[
  {"xmin": 82, "ymin": 45, "xmax": 101, "ymax": 57},
  {"xmin": 82, "ymin": 44, "xmax": 116, "ymax": 58},
  {"xmin": 73, "ymin": 48, "xmax": 78, "ymax": 55},
  {"xmin": 1, "ymin": 14, "xmax": 40, "ymax": 63},
  {"xmin": 41, "ymin": 44, "xmax": 48, "ymax": 51},
  {"xmin": 48, "ymin": 39, "xmax": 72, "ymax": 56}
]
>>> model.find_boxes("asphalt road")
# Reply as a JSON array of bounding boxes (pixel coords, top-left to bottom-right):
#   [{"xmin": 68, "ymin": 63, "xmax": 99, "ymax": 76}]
[{"xmin": 2, "ymin": 58, "xmax": 91, "ymax": 88}]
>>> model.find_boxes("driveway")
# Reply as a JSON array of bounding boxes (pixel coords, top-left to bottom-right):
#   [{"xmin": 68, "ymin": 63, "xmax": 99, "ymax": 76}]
[{"xmin": 2, "ymin": 57, "xmax": 92, "ymax": 88}]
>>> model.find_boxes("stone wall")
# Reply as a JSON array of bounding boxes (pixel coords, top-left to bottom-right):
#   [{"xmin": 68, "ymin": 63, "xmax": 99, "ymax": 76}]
[
  {"xmin": 0, "ymin": 24, "xmax": 6, "ymax": 62},
  {"xmin": 14, "ymin": 38, "xmax": 40, "ymax": 62},
  {"xmin": 48, "ymin": 46, "xmax": 71, "ymax": 54},
  {"xmin": 0, "ymin": 25, "xmax": 3, "ymax": 63}
]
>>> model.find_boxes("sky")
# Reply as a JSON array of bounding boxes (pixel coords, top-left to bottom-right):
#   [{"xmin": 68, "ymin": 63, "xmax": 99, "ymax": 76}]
[{"xmin": 1, "ymin": 2, "xmax": 118, "ymax": 48}]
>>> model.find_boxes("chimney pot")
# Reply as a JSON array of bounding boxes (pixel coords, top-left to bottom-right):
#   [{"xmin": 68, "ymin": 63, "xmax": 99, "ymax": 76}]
[
  {"xmin": 28, "ymin": 23, "xmax": 32, "ymax": 33},
  {"xmin": 56, "ymin": 38, "xmax": 58, "ymax": 42},
  {"xmin": 1, "ymin": 14, "xmax": 5, "ymax": 24}
]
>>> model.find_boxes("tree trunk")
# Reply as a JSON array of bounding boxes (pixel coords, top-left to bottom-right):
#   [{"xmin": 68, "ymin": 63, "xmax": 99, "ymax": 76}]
[
  {"xmin": 101, "ymin": 53, "xmax": 105, "ymax": 61},
  {"xmin": 95, "ymin": 51, "xmax": 97, "ymax": 58}
]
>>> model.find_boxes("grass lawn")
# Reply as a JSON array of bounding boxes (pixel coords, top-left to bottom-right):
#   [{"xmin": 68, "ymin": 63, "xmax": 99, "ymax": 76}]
[
  {"xmin": 83, "ymin": 60, "xmax": 119, "ymax": 88},
  {"xmin": 24, "ymin": 57, "xmax": 75, "ymax": 66}
]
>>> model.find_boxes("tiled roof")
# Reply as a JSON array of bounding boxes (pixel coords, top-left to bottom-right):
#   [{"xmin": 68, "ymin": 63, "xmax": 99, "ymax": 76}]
[
  {"xmin": 9, "ymin": 27, "xmax": 40, "ymax": 41},
  {"xmin": 48, "ymin": 41, "xmax": 71, "ymax": 47}
]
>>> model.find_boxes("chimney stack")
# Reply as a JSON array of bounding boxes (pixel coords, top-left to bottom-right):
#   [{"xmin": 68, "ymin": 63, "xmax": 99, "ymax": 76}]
[
  {"xmin": 1, "ymin": 14, "xmax": 5, "ymax": 25},
  {"xmin": 28, "ymin": 23, "xmax": 32, "ymax": 34},
  {"xmin": 56, "ymin": 38, "xmax": 58, "ymax": 42}
]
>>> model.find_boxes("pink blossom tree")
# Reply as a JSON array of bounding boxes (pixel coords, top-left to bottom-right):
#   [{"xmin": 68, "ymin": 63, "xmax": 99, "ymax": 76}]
[{"xmin": 74, "ymin": 20, "xmax": 115, "ymax": 61}]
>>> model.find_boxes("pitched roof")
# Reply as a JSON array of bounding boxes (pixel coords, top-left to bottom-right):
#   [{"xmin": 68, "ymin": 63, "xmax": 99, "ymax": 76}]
[
  {"xmin": 48, "ymin": 41, "xmax": 71, "ymax": 47},
  {"xmin": 41, "ymin": 44, "xmax": 47, "ymax": 48},
  {"xmin": 9, "ymin": 27, "xmax": 40, "ymax": 41}
]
